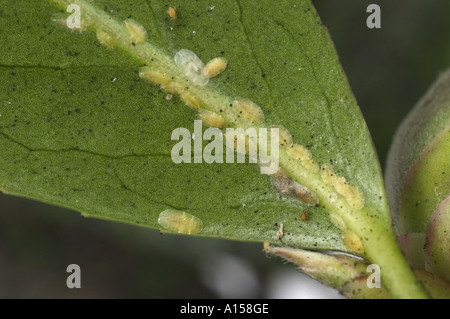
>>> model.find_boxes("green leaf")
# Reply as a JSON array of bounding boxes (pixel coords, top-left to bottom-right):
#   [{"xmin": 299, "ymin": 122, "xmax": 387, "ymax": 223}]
[
  {"xmin": 0, "ymin": 0, "xmax": 357, "ymax": 251},
  {"xmin": 0, "ymin": 0, "xmax": 429, "ymax": 298}
]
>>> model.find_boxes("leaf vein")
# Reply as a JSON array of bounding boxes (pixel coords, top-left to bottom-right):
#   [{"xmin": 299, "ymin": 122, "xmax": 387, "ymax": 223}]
[
  {"xmin": 235, "ymin": 0, "xmax": 273, "ymax": 98},
  {"xmin": 0, "ymin": 130, "xmax": 171, "ymax": 159}
]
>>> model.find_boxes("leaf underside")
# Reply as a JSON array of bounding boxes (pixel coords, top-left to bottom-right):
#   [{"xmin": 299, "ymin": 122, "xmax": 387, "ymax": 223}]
[{"xmin": 0, "ymin": 0, "xmax": 387, "ymax": 252}]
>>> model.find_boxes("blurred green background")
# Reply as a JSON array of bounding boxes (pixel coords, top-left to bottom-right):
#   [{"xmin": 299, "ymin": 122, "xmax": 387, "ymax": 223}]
[{"xmin": 1, "ymin": 0, "xmax": 450, "ymax": 298}]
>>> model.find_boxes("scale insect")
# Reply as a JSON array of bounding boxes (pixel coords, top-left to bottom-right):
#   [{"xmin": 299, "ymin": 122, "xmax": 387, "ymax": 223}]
[
  {"xmin": 290, "ymin": 181, "xmax": 319, "ymax": 206},
  {"xmin": 301, "ymin": 210, "xmax": 307, "ymax": 221},
  {"xmin": 287, "ymin": 144, "xmax": 311, "ymax": 162},
  {"xmin": 321, "ymin": 164, "xmax": 365, "ymax": 210},
  {"xmin": 199, "ymin": 110, "xmax": 227, "ymax": 128},
  {"xmin": 271, "ymin": 172, "xmax": 319, "ymax": 206},
  {"xmin": 287, "ymin": 144, "xmax": 319, "ymax": 172},
  {"xmin": 124, "ymin": 19, "xmax": 148, "ymax": 44},
  {"xmin": 96, "ymin": 30, "xmax": 114, "ymax": 49},
  {"xmin": 180, "ymin": 92, "xmax": 201, "ymax": 110},
  {"xmin": 233, "ymin": 98, "xmax": 265, "ymax": 124},
  {"xmin": 272, "ymin": 125, "xmax": 293, "ymax": 147},
  {"xmin": 329, "ymin": 213, "xmax": 346, "ymax": 231},
  {"xmin": 263, "ymin": 241, "xmax": 270, "ymax": 253},
  {"xmin": 161, "ymin": 82, "xmax": 186, "ymax": 94},
  {"xmin": 203, "ymin": 57, "xmax": 228, "ymax": 79},
  {"xmin": 342, "ymin": 231, "xmax": 364, "ymax": 254},
  {"xmin": 335, "ymin": 178, "xmax": 365, "ymax": 210},
  {"xmin": 139, "ymin": 67, "xmax": 170, "ymax": 86},
  {"xmin": 158, "ymin": 209, "xmax": 203, "ymax": 235},
  {"xmin": 168, "ymin": 7, "xmax": 177, "ymax": 20},
  {"xmin": 321, "ymin": 164, "xmax": 336, "ymax": 185}
]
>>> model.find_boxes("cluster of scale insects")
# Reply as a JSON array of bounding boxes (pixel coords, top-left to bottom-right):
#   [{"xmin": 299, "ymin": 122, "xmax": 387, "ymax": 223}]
[{"xmin": 65, "ymin": 6, "xmax": 366, "ymax": 253}]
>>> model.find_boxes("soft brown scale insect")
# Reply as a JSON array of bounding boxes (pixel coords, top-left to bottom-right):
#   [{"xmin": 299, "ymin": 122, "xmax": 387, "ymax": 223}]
[{"xmin": 290, "ymin": 181, "xmax": 319, "ymax": 206}]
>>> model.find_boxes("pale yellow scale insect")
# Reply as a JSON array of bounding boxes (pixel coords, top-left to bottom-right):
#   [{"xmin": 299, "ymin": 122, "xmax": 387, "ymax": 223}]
[
  {"xmin": 124, "ymin": 19, "xmax": 148, "ymax": 44},
  {"xmin": 272, "ymin": 125, "xmax": 293, "ymax": 147},
  {"xmin": 139, "ymin": 67, "xmax": 170, "ymax": 85},
  {"xmin": 287, "ymin": 144, "xmax": 311, "ymax": 162},
  {"xmin": 321, "ymin": 164, "xmax": 364, "ymax": 210},
  {"xmin": 203, "ymin": 57, "xmax": 228, "ymax": 79},
  {"xmin": 180, "ymin": 92, "xmax": 201, "ymax": 110},
  {"xmin": 334, "ymin": 178, "xmax": 365, "ymax": 209},
  {"xmin": 304, "ymin": 157, "xmax": 320, "ymax": 172},
  {"xmin": 158, "ymin": 209, "xmax": 203, "ymax": 235},
  {"xmin": 233, "ymin": 98, "xmax": 265, "ymax": 124},
  {"xmin": 342, "ymin": 230, "xmax": 364, "ymax": 254},
  {"xmin": 96, "ymin": 30, "xmax": 114, "ymax": 49},
  {"xmin": 329, "ymin": 213, "xmax": 347, "ymax": 231},
  {"xmin": 199, "ymin": 110, "xmax": 227, "ymax": 128},
  {"xmin": 287, "ymin": 144, "xmax": 319, "ymax": 172},
  {"xmin": 161, "ymin": 82, "xmax": 186, "ymax": 94},
  {"xmin": 347, "ymin": 188, "xmax": 364, "ymax": 209}
]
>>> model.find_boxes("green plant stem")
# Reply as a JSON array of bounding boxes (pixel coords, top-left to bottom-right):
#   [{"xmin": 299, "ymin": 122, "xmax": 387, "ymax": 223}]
[
  {"xmin": 363, "ymin": 224, "xmax": 428, "ymax": 298},
  {"xmin": 280, "ymin": 152, "xmax": 429, "ymax": 298}
]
